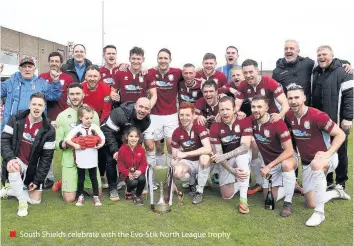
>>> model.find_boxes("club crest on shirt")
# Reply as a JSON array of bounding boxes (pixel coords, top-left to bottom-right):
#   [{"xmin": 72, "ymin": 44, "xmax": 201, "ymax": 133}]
[
  {"xmin": 139, "ymin": 76, "xmax": 144, "ymax": 83},
  {"xmin": 247, "ymin": 89, "xmax": 251, "ymax": 94},
  {"xmin": 102, "ymin": 73, "xmax": 106, "ymax": 77},
  {"xmin": 60, "ymin": 80, "xmax": 65, "ymax": 86},
  {"xmin": 304, "ymin": 120, "xmax": 310, "ymax": 129},
  {"xmin": 155, "ymin": 74, "xmax": 159, "ymax": 79},
  {"xmin": 137, "ymin": 153, "xmax": 141, "ymax": 157},
  {"xmin": 180, "ymin": 135, "xmax": 184, "ymax": 140},
  {"xmin": 260, "ymin": 88, "xmax": 266, "ymax": 96},
  {"xmin": 221, "ymin": 129, "xmax": 225, "ymax": 134},
  {"xmin": 190, "ymin": 131, "xmax": 194, "ymax": 139},
  {"xmin": 124, "ymin": 76, "xmax": 128, "ymax": 80},
  {"xmin": 168, "ymin": 74, "xmax": 174, "ymax": 81},
  {"xmin": 291, "ymin": 121, "xmax": 295, "ymax": 125},
  {"xmin": 234, "ymin": 124, "xmax": 240, "ymax": 133},
  {"xmin": 264, "ymin": 129, "xmax": 270, "ymax": 137},
  {"xmin": 192, "ymin": 91, "xmax": 198, "ymax": 98}
]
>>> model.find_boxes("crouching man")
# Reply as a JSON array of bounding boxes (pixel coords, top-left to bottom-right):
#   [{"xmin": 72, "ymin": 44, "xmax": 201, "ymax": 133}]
[
  {"xmin": 171, "ymin": 102, "xmax": 212, "ymax": 204},
  {"xmin": 210, "ymin": 96, "xmax": 252, "ymax": 214},
  {"xmin": 1, "ymin": 93, "xmax": 55, "ymax": 216}
]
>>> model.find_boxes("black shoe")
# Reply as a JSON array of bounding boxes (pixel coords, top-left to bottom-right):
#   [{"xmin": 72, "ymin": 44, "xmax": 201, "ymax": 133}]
[
  {"xmin": 43, "ymin": 179, "xmax": 54, "ymax": 189},
  {"xmin": 188, "ymin": 184, "xmax": 196, "ymax": 196},
  {"xmin": 280, "ymin": 202, "xmax": 293, "ymax": 217}
]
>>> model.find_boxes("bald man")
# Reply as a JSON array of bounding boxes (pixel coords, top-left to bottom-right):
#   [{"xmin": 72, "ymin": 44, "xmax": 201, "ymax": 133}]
[{"xmin": 101, "ymin": 97, "xmax": 152, "ymax": 200}]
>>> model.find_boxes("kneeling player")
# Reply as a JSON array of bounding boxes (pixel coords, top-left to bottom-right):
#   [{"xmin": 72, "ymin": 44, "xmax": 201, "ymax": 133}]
[
  {"xmin": 171, "ymin": 102, "xmax": 212, "ymax": 204},
  {"xmin": 251, "ymin": 95, "xmax": 298, "ymax": 217},
  {"xmin": 286, "ymin": 84, "xmax": 350, "ymax": 226},
  {"xmin": 210, "ymin": 96, "xmax": 252, "ymax": 214}
]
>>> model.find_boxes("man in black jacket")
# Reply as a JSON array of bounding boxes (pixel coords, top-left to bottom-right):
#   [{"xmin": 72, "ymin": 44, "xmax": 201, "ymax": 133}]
[
  {"xmin": 272, "ymin": 40, "xmax": 352, "ymax": 105},
  {"xmin": 101, "ymin": 97, "xmax": 152, "ymax": 198},
  {"xmin": 312, "ymin": 45, "xmax": 353, "ymax": 190},
  {"xmin": 0, "ymin": 93, "xmax": 55, "ymax": 217},
  {"xmin": 61, "ymin": 44, "xmax": 93, "ymax": 82}
]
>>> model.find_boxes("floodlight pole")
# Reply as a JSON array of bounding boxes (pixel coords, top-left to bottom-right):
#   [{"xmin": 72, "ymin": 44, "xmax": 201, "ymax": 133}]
[{"xmin": 101, "ymin": 0, "xmax": 105, "ymax": 65}]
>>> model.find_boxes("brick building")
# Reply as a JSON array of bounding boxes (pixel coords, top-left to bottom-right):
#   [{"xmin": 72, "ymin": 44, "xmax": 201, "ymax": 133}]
[{"xmin": 0, "ymin": 26, "xmax": 69, "ymax": 80}]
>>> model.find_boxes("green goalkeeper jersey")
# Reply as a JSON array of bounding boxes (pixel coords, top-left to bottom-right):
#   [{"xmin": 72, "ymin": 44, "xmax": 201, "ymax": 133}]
[{"xmin": 55, "ymin": 107, "xmax": 100, "ymax": 168}]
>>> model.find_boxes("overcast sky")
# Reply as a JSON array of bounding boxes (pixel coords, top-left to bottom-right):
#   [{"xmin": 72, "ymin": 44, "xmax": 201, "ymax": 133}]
[{"xmin": 1, "ymin": 0, "xmax": 353, "ymax": 70}]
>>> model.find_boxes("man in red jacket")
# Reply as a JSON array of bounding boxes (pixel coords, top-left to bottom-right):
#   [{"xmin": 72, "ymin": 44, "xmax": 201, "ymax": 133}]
[{"xmin": 39, "ymin": 52, "xmax": 74, "ymax": 189}]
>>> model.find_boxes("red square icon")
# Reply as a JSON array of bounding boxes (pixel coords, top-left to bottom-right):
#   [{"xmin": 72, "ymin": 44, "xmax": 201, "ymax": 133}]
[{"xmin": 10, "ymin": 230, "xmax": 16, "ymax": 238}]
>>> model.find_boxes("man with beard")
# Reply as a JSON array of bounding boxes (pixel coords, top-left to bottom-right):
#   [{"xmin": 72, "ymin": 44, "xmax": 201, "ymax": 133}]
[
  {"xmin": 285, "ymin": 84, "xmax": 349, "ymax": 226},
  {"xmin": 217, "ymin": 46, "xmax": 240, "ymax": 83},
  {"xmin": 251, "ymin": 95, "xmax": 297, "ymax": 217},
  {"xmin": 39, "ymin": 52, "xmax": 74, "ymax": 189},
  {"xmin": 272, "ymin": 40, "xmax": 352, "ymax": 104},
  {"xmin": 210, "ymin": 96, "xmax": 252, "ymax": 214},
  {"xmin": 55, "ymin": 83, "xmax": 102, "ymax": 203},
  {"xmin": 197, "ymin": 53, "xmax": 228, "ymax": 93},
  {"xmin": 1, "ymin": 93, "xmax": 56, "ymax": 216},
  {"xmin": 82, "ymin": 65, "xmax": 112, "ymax": 123},
  {"xmin": 61, "ymin": 44, "xmax": 93, "ymax": 83},
  {"xmin": 171, "ymin": 102, "xmax": 212, "ymax": 204},
  {"xmin": 179, "ymin": 63, "xmax": 203, "ymax": 104},
  {"xmin": 148, "ymin": 48, "xmax": 182, "ymax": 168},
  {"xmin": 101, "ymin": 97, "xmax": 152, "ymax": 200},
  {"xmin": 236, "ymin": 59, "xmax": 290, "ymax": 195},
  {"xmin": 99, "ymin": 45, "xmax": 120, "ymax": 105}
]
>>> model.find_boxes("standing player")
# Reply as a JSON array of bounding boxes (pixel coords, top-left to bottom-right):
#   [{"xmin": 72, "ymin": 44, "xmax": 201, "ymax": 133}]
[
  {"xmin": 179, "ymin": 63, "xmax": 203, "ymax": 104},
  {"xmin": 236, "ymin": 59, "xmax": 290, "ymax": 195},
  {"xmin": 148, "ymin": 48, "xmax": 182, "ymax": 168},
  {"xmin": 285, "ymin": 84, "xmax": 349, "ymax": 226},
  {"xmin": 210, "ymin": 96, "xmax": 252, "ymax": 214},
  {"xmin": 251, "ymin": 95, "xmax": 297, "ymax": 217},
  {"xmin": 113, "ymin": 47, "xmax": 157, "ymax": 167},
  {"xmin": 197, "ymin": 53, "xmax": 228, "ymax": 93},
  {"xmin": 171, "ymin": 102, "xmax": 212, "ymax": 204},
  {"xmin": 39, "ymin": 52, "xmax": 74, "ymax": 189},
  {"xmin": 100, "ymin": 45, "xmax": 120, "ymax": 105},
  {"xmin": 217, "ymin": 46, "xmax": 240, "ymax": 83}
]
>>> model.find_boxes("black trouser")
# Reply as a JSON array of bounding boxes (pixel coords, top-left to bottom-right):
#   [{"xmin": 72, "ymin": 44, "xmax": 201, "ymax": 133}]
[
  {"xmin": 327, "ymin": 133, "xmax": 349, "ymax": 187},
  {"xmin": 98, "ymin": 147, "xmax": 107, "ymax": 177},
  {"xmin": 126, "ymin": 174, "xmax": 146, "ymax": 197},
  {"xmin": 101, "ymin": 145, "xmax": 118, "ymax": 190},
  {"xmin": 77, "ymin": 167, "xmax": 99, "ymax": 196}
]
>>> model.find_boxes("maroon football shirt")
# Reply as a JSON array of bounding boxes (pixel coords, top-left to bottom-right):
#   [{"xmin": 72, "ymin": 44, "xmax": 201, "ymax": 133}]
[
  {"xmin": 195, "ymin": 97, "xmax": 220, "ymax": 129},
  {"xmin": 210, "ymin": 117, "xmax": 253, "ymax": 154},
  {"xmin": 251, "ymin": 116, "xmax": 292, "ymax": 165},
  {"xmin": 196, "ymin": 70, "xmax": 228, "ymax": 89},
  {"xmin": 149, "ymin": 67, "xmax": 182, "ymax": 115},
  {"xmin": 39, "ymin": 72, "xmax": 74, "ymax": 120},
  {"xmin": 113, "ymin": 70, "xmax": 156, "ymax": 103},
  {"xmin": 18, "ymin": 116, "xmax": 43, "ymax": 165},
  {"xmin": 99, "ymin": 66, "xmax": 119, "ymax": 87},
  {"xmin": 236, "ymin": 76, "xmax": 284, "ymax": 114},
  {"xmin": 171, "ymin": 122, "xmax": 209, "ymax": 161},
  {"xmin": 178, "ymin": 79, "xmax": 203, "ymax": 104},
  {"xmin": 285, "ymin": 107, "xmax": 335, "ymax": 165}
]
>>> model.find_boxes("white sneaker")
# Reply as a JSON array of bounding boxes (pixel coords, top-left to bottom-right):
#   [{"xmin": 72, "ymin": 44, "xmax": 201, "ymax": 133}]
[
  {"xmin": 93, "ymin": 196, "xmax": 102, "ymax": 206},
  {"xmin": 306, "ymin": 211, "xmax": 325, "ymax": 227},
  {"xmin": 75, "ymin": 195, "xmax": 85, "ymax": 206},
  {"xmin": 334, "ymin": 184, "xmax": 351, "ymax": 200},
  {"xmin": 17, "ymin": 200, "xmax": 28, "ymax": 217}
]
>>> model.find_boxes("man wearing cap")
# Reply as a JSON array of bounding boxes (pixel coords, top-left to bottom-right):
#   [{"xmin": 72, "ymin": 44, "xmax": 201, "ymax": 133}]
[{"xmin": 1, "ymin": 57, "xmax": 62, "ymax": 131}]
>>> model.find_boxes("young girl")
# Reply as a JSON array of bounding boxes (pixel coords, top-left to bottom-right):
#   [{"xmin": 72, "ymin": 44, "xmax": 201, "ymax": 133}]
[
  {"xmin": 116, "ymin": 127, "xmax": 147, "ymax": 205},
  {"xmin": 65, "ymin": 104, "xmax": 105, "ymax": 206}
]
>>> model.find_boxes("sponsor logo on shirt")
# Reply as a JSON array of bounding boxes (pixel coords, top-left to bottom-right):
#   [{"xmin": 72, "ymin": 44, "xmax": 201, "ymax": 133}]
[
  {"xmin": 274, "ymin": 87, "xmax": 282, "ymax": 94},
  {"xmin": 280, "ymin": 131, "xmax": 290, "ymax": 138},
  {"xmin": 292, "ymin": 129, "xmax": 310, "ymax": 137},
  {"xmin": 324, "ymin": 120, "xmax": 333, "ymax": 131},
  {"xmin": 181, "ymin": 94, "xmax": 195, "ymax": 102},
  {"xmin": 254, "ymin": 133, "xmax": 271, "ymax": 143},
  {"xmin": 125, "ymin": 85, "xmax": 142, "ymax": 91},
  {"xmin": 156, "ymin": 81, "xmax": 173, "ymax": 87},
  {"xmin": 23, "ymin": 132, "xmax": 35, "ymax": 143},
  {"xmin": 103, "ymin": 78, "xmax": 114, "ymax": 85},
  {"xmin": 220, "ymin": 135, "xmax": 239, "ymax": 144},
  {"xmin": 182, "ymin": 140, "xmax": 195, "ymax": 148}
]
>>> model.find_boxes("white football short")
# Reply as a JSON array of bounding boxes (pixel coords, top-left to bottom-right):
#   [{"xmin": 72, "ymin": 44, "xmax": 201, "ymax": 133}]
[
  {"xmin": 150, "ymin": 113, "xmax": 179, "ymax": 141},
  {"xmin": 302, "ymin": 153, "xmax": 338, "ymax": 194}
]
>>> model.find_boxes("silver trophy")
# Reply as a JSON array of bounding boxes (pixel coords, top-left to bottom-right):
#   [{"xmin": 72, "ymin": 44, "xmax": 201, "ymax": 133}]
[{"xmin": 151, "ymin": 165, "xmax": 172, "ymax": 213}]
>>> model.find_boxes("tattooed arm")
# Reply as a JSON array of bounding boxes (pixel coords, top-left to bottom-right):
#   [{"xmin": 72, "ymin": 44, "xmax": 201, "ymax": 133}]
[{"xmin": 211, "ymin": 135, "xmax": 252, "ymax": 163}]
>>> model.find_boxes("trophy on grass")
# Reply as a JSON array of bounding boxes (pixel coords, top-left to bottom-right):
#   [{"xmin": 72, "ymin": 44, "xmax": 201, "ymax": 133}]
[{"xmin": 150, "ymin": 165, "xmax": 173, "ymax": 214}]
